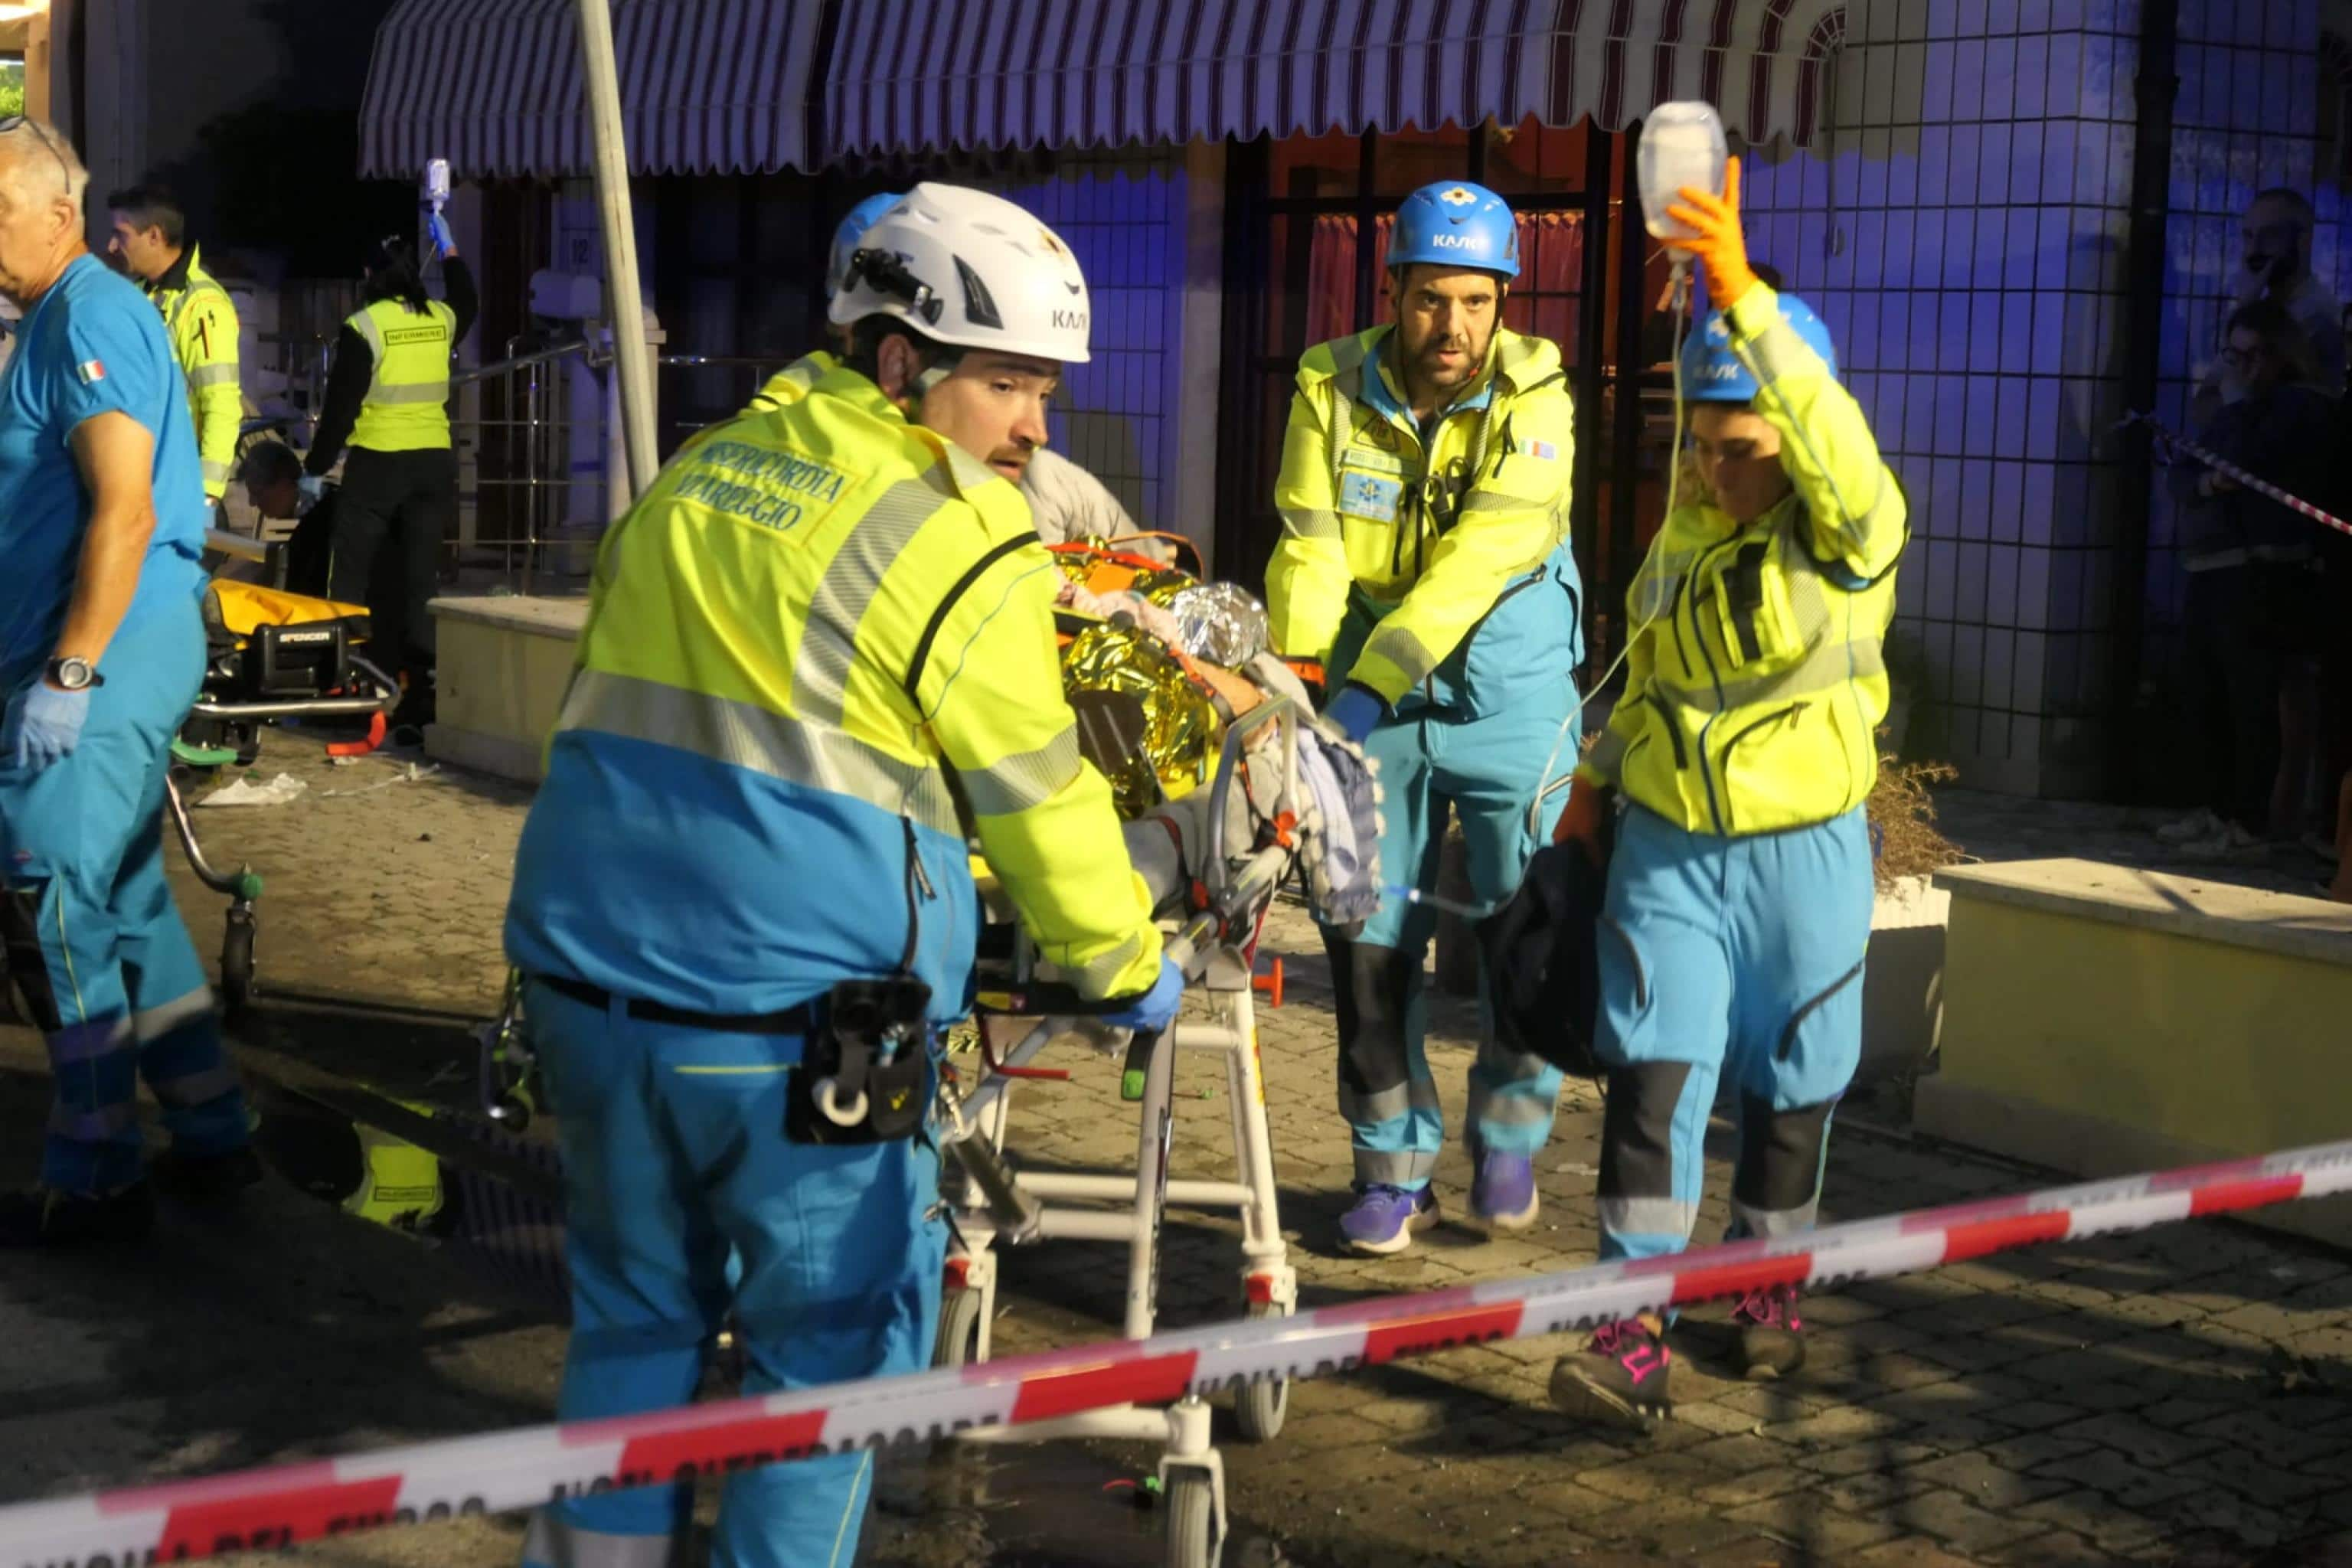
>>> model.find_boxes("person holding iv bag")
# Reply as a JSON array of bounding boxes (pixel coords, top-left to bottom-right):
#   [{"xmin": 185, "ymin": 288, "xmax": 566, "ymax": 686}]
[{"xmin": 1547, "ymin": 106, "xmax": 1908, "ymax": 1424}]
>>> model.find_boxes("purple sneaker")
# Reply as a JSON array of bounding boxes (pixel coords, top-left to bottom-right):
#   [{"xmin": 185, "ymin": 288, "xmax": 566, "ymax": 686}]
[
  {"xmin": 1730, "ymin": 1284, "xmax": 1807, "ymax": 1379},
  {"xmin": 1470, "ymin": 1149, "xmax": 1538, "ymax": 1231},
  {"xmin": 1548, "ymin": 1317, "xmax": 1673, "ymax": 1427},
  {"xmin": 1339, "ymin": 1183, "xmax": 1439, "ymax": 1255}
]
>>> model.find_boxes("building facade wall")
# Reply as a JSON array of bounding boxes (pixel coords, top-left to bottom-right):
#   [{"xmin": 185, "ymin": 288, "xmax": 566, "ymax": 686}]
[{"xmin": 1736, "ymin": 0, "xmax": 2316, "ymax": 799}]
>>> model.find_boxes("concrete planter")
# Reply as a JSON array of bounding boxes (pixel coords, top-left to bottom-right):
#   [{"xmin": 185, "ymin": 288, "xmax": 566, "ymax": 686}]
[{"xmin": 1859, "ymin": 873, "xmax": 1949, "ymax": 1086}]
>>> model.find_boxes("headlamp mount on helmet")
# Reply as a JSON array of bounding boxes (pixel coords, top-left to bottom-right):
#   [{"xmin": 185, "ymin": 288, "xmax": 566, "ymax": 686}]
[{"xmin": 844, "ymin": 248, "xmax": 944, "ymax": 328}]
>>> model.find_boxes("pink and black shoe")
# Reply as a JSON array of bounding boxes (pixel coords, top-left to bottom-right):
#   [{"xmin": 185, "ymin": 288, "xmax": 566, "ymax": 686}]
[
  {"xmin": 1548, "ymin": 1316, "xmax": 1672, "ymax": 1427},
  {"xmin": 1730, "ymin": 1284, "xmax": 1806, "ymax": 1379}
]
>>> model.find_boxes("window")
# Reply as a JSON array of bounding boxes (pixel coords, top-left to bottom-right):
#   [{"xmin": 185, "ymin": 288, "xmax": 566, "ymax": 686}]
[{"xmin": 2322, "ymin": 31, "xmax": 2352, "ymax": 188}]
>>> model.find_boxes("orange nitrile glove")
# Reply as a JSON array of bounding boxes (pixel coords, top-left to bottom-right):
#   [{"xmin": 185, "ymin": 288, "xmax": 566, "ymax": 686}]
[
  {"xmin": 1663, "ymin": 155, "xmax": 1759, "ymax": 313},
  {"xmin": 1551, "ymin": 780, "xmax": 1612, "ymax": 868}
]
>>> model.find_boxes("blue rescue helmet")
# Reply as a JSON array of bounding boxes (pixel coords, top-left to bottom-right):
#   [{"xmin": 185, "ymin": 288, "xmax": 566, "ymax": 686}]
[
  {"xmin": 825, "ymin": 191, "xmax": 905, "ymax": 300},
  {"xmin": 1678, "ymin": 290, "xmax": 1839, "ymax": 403},
  {"xmin": 1389, "ymin": 181, "xmax": 1520, "ymax": 281}
]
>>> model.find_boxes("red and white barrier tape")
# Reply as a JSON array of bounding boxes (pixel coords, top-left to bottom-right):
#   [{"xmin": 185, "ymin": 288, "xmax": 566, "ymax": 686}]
[
  {"xmin": 2124, "ymin": 409, "xmax": 2352, "ymax": 541},
  {"xmin": 8, "ymin": 1138, "xmax": 2350, "ymax": 1568}
]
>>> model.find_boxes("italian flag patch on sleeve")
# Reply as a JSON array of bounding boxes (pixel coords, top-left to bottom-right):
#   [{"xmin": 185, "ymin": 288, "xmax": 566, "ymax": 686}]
[{"xmin": 74, "ymin": 359, "xmax": 105, "ymax": 384}]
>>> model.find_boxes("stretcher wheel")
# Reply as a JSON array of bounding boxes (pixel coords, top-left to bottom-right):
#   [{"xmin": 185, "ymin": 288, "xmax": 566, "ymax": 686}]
[
  {"xmin": 1233, "ymin": 1302, "xmax": 1290, "ymax": 1442},
  {"xmin": 220, "ymin": 910, "xmax": 256, "ymax": 1020},
  {"xmin": 933, "ymin": 1286, "xmax": 986, "ymax": 1368},
  {"xmin": 1161, "ymin": 1472, "xmax": 1216, "ymax": 1568}
]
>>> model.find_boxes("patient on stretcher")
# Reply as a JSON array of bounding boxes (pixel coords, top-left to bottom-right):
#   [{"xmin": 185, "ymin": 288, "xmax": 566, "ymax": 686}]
[{"xmin": 1040, "ymin": 537, "xmax": 1381, "ymax": 932}]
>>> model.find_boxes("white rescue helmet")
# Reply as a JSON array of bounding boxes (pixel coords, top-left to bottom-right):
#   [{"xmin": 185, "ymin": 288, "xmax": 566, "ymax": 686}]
[{"xmin": 828, "ymin": 182, "xmax": 1093, "ymax": 365}]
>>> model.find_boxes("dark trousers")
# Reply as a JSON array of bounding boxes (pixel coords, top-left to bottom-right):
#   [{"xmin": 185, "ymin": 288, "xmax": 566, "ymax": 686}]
[
  {"xmin": 2182, "ymin": 564, "xmax": 2317, "ymax": 834},
  {"xmin": 329, "ymin": 446, "xmax": 455, "ymax": 681}
]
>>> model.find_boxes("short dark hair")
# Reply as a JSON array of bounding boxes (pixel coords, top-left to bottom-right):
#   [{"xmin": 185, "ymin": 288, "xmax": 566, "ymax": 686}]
[
  {"xmin": 237, "ymin": 440, "xmax": 304, "ymax": 488},
  {"xmin": 106, "ymin": 182, "xmax": 186, "ymax": 247},
  {"xmin": 362, "ymin": 233, "xmax": 432, "ymax": 313},
  {"xmin": 1749, "ymin": 260, "xmax": 1786, "ymax": 292},
  {"xmin": 2248, "ymin": 188, "xmax": 2316, "ymax": 229},
  {"xmin": 2225, "ymin": 297, "xmax": 2317, "ymax": 384},
  {"xmin": 839, "ymin": 314, "xmax": 953, "ymax": 384}
]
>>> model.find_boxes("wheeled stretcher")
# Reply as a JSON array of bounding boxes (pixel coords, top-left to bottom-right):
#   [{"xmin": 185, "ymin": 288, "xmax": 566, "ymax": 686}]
[
  {"xmin": 933, "ymin": 695, "xmax": 1311, "ymax": 1568},
  {"xmin": 167, "ymin": 565, "xmax": 400, "ymax": 1016}
]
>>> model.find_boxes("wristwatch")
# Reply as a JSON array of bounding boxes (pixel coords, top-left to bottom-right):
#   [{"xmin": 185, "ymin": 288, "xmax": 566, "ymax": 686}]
[{"xmin": 45, "ymin": 655, "xmax": 102, "ymax": 691}]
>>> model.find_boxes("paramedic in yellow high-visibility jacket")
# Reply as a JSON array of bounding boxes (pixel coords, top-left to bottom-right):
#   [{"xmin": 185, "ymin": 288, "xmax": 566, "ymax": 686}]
[
  {"xmin": 504, "ymin": 183, "xmax": 1178, "ymax": 1568},
  {"xmin": 1546, "ymin": 159, "xmax": 1906, "ymax": 1429},
  {"xmin": 1266, "ymin": 180, "xmax": 1585, "ymax": 1256},
  {"xmin": 106, "ymin": 185, "xmax": 240, "ymax": 505}
]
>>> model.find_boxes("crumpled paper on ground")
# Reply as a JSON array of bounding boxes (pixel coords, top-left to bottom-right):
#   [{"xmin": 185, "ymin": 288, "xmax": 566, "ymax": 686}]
[{"xmin": 198, "ymin": 772, "xmax": 307, "ymax": 807}]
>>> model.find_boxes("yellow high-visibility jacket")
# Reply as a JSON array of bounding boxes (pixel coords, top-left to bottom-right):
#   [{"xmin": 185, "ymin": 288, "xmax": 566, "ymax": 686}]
[
  {"xmin": 505, "ymin": 363, "xmax": 1163, "ymax": 1015},
  {"xmin": 1267, "ymin": 325, "xmax": 1581, "ymax": 714},
  {"xmin": 345, "ymin": 296, "xmax": 458, "ymax": 452},
  {"xmin": 1579, "ymin": 286, "xmax": 1907, "ymax": 837},
  {"xmin": 145, "ymin": 244, "xmax": 240, "ymax": 499},
  {"xmin": 742, "ymin": 351, "xmax": 833, "ymax": 416}
]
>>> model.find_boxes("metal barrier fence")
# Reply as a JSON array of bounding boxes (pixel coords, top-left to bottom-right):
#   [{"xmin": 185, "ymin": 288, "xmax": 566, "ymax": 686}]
[{"xmin": 237, "ymin": 332, "xmax": 787, "ymax": 599}]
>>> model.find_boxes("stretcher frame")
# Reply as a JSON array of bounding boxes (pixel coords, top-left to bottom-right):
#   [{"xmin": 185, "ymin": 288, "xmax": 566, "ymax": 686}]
[
  {"xmin": 165, "ymin": 640, "xmax": 400, "ymax": 1018},
  {"xmin": 933, "ymin": 697, "xmax": 1306, "ymax": 1568}
]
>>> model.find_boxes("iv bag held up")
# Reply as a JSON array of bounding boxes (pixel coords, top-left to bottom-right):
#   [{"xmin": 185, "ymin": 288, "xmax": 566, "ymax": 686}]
[{"xmin": 1638, "ymin": 103, "xmax": 1727, "ymax": 240}]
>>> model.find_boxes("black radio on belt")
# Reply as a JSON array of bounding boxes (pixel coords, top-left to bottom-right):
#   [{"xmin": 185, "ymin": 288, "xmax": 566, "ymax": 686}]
[{"xmin": 785, "ymin": 976, "xmax": 933, "ymax": 1145}]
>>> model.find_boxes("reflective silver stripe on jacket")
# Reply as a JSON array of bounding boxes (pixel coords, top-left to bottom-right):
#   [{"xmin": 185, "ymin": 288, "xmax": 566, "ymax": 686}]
[{"xmin": 557, "ymin": 668, "xmax": 959, "ymax": 835}]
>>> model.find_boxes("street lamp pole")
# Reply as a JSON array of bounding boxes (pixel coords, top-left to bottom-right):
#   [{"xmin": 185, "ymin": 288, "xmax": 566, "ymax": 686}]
[{"xmin": 572, "ymin": 0, "xmax": 658, "ymax": 502}]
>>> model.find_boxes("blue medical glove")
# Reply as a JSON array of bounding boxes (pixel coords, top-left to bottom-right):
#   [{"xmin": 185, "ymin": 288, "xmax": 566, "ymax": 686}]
[
  {"xmin": 1324, "ymin": 684, "xmax": 1386, "ymax": 745},
  {"xmin": 1101, "ymin": 955, "xmax": 1184, "ymax": 1034},
  {"xmin": 297, "ymin": 473, "xmax": 326, "ymax": 508},
  {"xmin": 2, "ymin": 681, "xmax": 91, "ymax": 771},
  {"xmin": 426, "ymin": 211, "xmax": 457, "ymax": 259}
]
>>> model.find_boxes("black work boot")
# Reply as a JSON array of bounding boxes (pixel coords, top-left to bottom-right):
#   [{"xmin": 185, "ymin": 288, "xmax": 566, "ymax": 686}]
[{"xmin": 0, "ymin": 1183, "xmax": 156, "ymax": 1246}]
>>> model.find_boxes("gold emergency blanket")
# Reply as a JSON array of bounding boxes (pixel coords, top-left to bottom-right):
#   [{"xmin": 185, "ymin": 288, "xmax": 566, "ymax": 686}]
[{"xmin": 1060, "ymin": 622, "xmax": 1220, "ymax": 817}]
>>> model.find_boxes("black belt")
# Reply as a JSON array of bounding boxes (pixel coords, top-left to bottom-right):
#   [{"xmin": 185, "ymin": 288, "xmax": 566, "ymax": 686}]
[{"xmin": 534, "ymin": 974, "xmax": 815, "ymax": 1036}]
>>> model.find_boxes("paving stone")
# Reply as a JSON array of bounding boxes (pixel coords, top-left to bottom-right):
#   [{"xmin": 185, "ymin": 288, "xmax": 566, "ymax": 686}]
[
  {"xmin": 2167, "ymin": 1444, "xmax": 2337, "ymax": 1510},
  {"xmin": 1983, "ymin": 1530, "xmax": 2107, "ymax": 1567},
  {"xmin": 1764, "ymin": 1402, "xmax": 1914, "ymax": 1449},
  {"xmin": 1717, "ymin": 1493, "xmax": 1906, "ymax": 1557},
  {"xmin": 1795, "ymin": 1440, "xmax": 1945, "ymax": 1478},
  {"xmin": 2012, "ymin": 1488, "xmax": 2172, "ymax": 1555},
  {"xmin": 1972, "ymin": 1431, "xmax": 2099, "ymax": 1472},
  {"xmin": 1880, "ymin": 1487, "xmax": 2052, "ymax": 1553},
  {"xmin": 1816, "ymin": 1469, "xmax": 1936, "ymax": 1514},
  {"xmin": 1897, "ymin": 1450, "xmax": 2073, "ymax": 1510},
  {"xmin": 2046, "ymin": 1411, "xmax": 2220, "ymax": 1469},
  {"xmin": 2024, "ymin": 1449, "xmax": 2183, "ymax": 1511},
  {"xmin": 1980, "ymin": 1400, "xmax": 2089, "ymax": 1432},
  {"xmin": 1694, "ymin": 1463, "xmax": 1824, "ymax": 1508},
  {"xmin": 1847, "ymin": 1533, "xmax": 1987, "ymax": 1566},
  {"xmin": 1673, "ymin": 1400, "xmax": 1770, "ymax": 1436},
  {"xmin": 1573, "ymin": 1449, "xmax": 1727, "ymax": 1503}
]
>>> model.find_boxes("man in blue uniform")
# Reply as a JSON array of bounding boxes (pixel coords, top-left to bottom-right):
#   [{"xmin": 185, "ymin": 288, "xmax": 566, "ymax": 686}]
[{"xmin": 0, "ymin": 119, "xmax": 254, "ymax": 1246}]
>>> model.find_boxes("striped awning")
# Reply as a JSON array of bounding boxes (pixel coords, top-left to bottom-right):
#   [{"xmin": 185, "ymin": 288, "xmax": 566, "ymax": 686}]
[
  {"xmin": 825, "ymin": 0, "xmax": 1851, "ymax": 160},
  {"xmin": 360, "ymin": 0, "xmax": 826, "ymax": 180}
]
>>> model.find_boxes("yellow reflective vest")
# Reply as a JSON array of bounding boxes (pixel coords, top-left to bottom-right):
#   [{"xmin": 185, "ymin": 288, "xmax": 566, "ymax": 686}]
[
  {"xmin": 743, "ymin": 351, "xmax": 833, "ymax": 416},
  {"xmin": 1267, "ymin": 325, "xmax": 1581, "ymax": 714},
  {"xmin": 145, "ymin": 245, "xmax": 240, "ymax": 499},
  {"xmin": 505, "ymin": 364, "xmax": 1164, "ymax": 1014},
  {"xmin": 345, "ymin": 296, "xmax": 457, "ymax": 452},
  {"xmin": 1579, "ymin": 286, "xmax": 1907, "ymax": 837}
]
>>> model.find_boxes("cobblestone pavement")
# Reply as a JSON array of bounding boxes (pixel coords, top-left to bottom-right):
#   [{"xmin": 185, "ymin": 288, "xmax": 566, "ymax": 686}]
[{"xmin": 2, "ymin": 743, "xmax": 2349, "ymax": 1566}]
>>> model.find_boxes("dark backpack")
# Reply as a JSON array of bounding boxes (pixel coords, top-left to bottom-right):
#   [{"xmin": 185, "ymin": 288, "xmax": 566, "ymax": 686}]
[{"xmin": 1481, "ymin": 830, "xmax": 1615, "ymax": 1079}]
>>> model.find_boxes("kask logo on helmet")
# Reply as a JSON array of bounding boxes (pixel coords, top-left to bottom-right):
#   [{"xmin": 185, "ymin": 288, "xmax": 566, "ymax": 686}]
[
  {"xmin": 1427, "ymin": 233, "xmax": 1488, "ymax": 252},
  {"xmin": 1052, "ymin": 309, "xmax": 1087, "ymax": 332}
]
